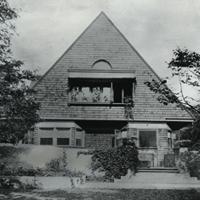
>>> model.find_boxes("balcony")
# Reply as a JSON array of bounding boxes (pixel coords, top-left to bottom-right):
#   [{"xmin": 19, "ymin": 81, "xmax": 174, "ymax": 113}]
[{"xmin": 68, "ymin": 78, "xmax": 136, "ymax": 106}]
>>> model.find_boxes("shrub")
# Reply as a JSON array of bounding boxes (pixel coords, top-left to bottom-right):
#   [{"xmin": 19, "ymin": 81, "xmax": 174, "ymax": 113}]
[
  {"xmin": 0, "ymin": 146, "xmax": 17, "ymax": 159},
  {"xmin": 0, "ymin": 177, "xmax": 22, "ymax": 189},
  {"xmin": 45, "ymin": 158, "xmax": 62, "ymax": 172},
  {"xmin": 91, "ymin": 140, "xmax": 139, "ymax": 180},
  {"xmin": 190, "ymin": 142, "xmax": 200, "ymax": 151},
  {"xmin": 175, "ymin": 140, "xmax": 191, "ymax": 148},
  {"xmin": 0, "ymin": 177, "xmax": 40, "ymax": 190},
  {"xmin": 176, "ymin": 150, "xmax": 200, "ymax": 175}
]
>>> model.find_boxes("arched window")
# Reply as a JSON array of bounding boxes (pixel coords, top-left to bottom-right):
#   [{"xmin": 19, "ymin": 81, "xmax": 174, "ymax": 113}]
[{"xmin": 92, "ymin": 59, "xmax": 112, "ymax": 69}]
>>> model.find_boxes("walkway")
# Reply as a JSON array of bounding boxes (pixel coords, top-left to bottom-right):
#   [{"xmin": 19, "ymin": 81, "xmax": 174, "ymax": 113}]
[{"xmin": 80, "ymin": 172, "xmax": 200, "ymax": 189}]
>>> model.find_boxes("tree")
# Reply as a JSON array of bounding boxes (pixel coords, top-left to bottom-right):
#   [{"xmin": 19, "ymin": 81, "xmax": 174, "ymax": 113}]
[
  {"xmin": 0, "ymin": 0, "xmax": 40, "ymax": 144},
  {"xmin": 144, "ymin": 48, "xmax": 200, "ymax": 147}
]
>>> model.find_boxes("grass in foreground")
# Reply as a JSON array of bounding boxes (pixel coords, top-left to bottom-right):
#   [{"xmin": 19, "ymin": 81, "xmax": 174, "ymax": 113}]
[{"xmin": 0, "ymin": 189, "xmax": 200, "ymax": 200}]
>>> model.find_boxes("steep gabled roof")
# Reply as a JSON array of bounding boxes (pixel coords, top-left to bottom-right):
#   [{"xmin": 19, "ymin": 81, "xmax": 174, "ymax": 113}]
[{"xmin": 34, "ymin": 12, "xmax": 193, "ymax": 121}]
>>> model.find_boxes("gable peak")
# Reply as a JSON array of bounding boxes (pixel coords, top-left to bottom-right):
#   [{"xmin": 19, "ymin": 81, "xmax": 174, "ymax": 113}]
[
  {"xmin": 93, "ymin": 11, "xmax": 112, "ymax": 23},
  {"xmin": 97, "ymin": 11, "xmax": 108, "ymax": 18}
]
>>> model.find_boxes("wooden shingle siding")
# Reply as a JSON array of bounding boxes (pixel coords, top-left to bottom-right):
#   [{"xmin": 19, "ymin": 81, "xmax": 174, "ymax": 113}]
[{"xmin": 34, "ymin": 12, "xmax": 192, "ymax": 122}]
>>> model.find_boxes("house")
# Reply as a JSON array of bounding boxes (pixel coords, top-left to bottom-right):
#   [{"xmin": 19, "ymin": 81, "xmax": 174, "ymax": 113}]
[{"xmin": 32, "ymin": 12, "xmax": 193, "ymax": 168}]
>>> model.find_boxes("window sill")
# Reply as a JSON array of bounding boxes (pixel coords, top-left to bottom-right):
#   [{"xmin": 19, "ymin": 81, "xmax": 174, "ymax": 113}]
[{"xmin": 68, "ymin": 102, "xmax": 126, "ymax": 106}]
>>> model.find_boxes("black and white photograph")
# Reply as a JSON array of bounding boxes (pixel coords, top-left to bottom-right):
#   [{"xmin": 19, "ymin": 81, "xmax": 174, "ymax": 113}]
[{"xmin": 0, "ymin": 0, "xmax": 200, "ymax": 199}]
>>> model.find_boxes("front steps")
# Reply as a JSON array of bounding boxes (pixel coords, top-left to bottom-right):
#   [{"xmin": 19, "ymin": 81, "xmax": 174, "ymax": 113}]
[
  {"xmin": 138, "ymin": 167, "xmax": 179, "ymax": 173},
  {"xmin": 114, "ymin": 168, "xmax": 200, "ymax": 185},
  {"xmin": 81, "ymin": 171, "xmax": 200, "ymax": 189}
]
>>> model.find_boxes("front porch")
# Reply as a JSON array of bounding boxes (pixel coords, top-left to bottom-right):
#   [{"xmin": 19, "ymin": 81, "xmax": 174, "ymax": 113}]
[
  {"xmin": 33, "ymin": 121, "xmax": 178, "ymax": 168},
  {"xmin": 115, "ymin": 122, "xmax": 176, "ymax": 168}
]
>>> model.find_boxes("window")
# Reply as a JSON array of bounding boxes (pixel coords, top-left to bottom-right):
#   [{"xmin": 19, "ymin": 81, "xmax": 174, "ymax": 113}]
[
  {"xmin": 92, "ymin": 60, "xmax": 112, "ymax": 69},
  {"xmin": 40, "ymin": 138, "xmax": 53, "ymax": 145},
  {"xmin": 76, "ymin": 139, "xmax": 82, "ymax": 147},
  {"xmin": 57, "ymin": 138, "xmax": 70, "ymax": 145},
  {"xmin": 139, "ymin": 130, "xmax": 157, "ymax": 148},
  {"xmin": 113, "ymin": 81, "xmax": 133, "ymax": 103}
]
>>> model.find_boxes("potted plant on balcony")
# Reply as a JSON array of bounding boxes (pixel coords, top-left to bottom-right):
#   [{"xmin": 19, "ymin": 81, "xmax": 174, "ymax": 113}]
[{"xmin": 124, "ymin": 96, "xmax": 134, "ymax": 119}]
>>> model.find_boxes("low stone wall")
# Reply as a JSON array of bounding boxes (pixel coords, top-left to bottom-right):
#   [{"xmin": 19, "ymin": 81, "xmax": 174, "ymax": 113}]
[{"xmin": 20, "ymin": 176, "xmax": 86, "ymax": 189}]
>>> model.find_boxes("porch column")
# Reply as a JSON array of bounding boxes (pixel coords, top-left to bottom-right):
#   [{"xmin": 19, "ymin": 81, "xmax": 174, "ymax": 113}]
[
  {"xmin": 122, "ymin": 88, "xmax": 124, "ymax": 103},
  {"xmin": 71, "ymin": 127, "xmax": 76, "ymax": 147},
  {"xmin": 110, "ymin": 81, "xmax": 114, "ymax": 102},
  {"xmin": 132, "ymin": 80, "xmax": 136, "ymax": 97}
]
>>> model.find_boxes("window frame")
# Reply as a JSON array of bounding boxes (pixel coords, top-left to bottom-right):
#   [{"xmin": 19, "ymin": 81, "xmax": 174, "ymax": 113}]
[
  {"xmin": 57, "ymin": 138, "xmax": 70, "ymax": 146},
  {"xmin": 138, "ymin": 129, "xmax": 157, "ymax": 149},
  {"xmin": 76, "ymin": 138, "xmax": 82, "ymax": 147}
]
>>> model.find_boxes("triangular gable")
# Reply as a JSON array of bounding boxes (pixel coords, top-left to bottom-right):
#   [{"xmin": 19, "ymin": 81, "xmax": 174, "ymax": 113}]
[{"xmin": 34, "ymin": 12, "xmax": 193, "ymax": 121}]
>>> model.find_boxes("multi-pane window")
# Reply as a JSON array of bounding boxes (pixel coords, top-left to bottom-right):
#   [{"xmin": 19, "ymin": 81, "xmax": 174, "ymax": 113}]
[
  {"xmin": 139, "ymin": 130, "xmax": 157, "ymax": 148},
  {"xmin": 76, "ymin": 139, "xmax": 82, "ymax": 147},
  {"xmin": 57, "ymin": 138, "xmax": 70, "ymax": 145}
]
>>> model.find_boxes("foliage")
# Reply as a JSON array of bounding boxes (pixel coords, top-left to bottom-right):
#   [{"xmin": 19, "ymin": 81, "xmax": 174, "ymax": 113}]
[
  {"xmin": 91, "ymin": 141, "xmax": 139, "ymax": 180},
  {"xmin": 62, "ymin": 148, "xmax": 67, "ymax": 169},
  {"xmin": 175, "ymin": 120, "xmax": 200, "ymax": 148},
  {"xmin": 0, "ymin": 177, "xmax": 22, "ymax": 189},
  {"xmin": 175, "ymin": 140, "xmax": 191, "ymax": 148},
  {"xmin": 45, "ymin": 149, "xmax": 70, "ymax": 176},
  {"xmin": 0, "ymin": 145, "xmax": 18, "ymax": 159},
  {"xmin": 144, "ymin": 48, "xmax": 200, "ymax": 147},
  {"xmin": 124, "ymin": 96, "xmax": 134, "ymax": 119},
  {"xmin": 144, "ymin": 48, "xmax": 200, "ymax": 114},
  {"xmin": 188, "ymin": 160, "xmax": 200, "ymax": 178},
  {"xmin": 176, "ymin": 151, "xmax": 200, "ymax": 174},
  {"xmin": 0, "ymin": 0, "xmax": 40, "ymax": 144},
  {"xmin": 14, "ymin": 189, "xmax": 200, "ymax": 200},
  {"xmin": 0, "ymin": 146, "xmax": 71, "ymax": 177},
  {"xmin": 144, "ymin": 79, "xmax": 179, "ymax": 106},
  {"xmin": 0, "ymin": 0, "xmax": 17, "ymax": 60},
  {"xmin": 0, "ymin": 177, "xmax": 40, "ymax": 190},
  {"xmin": 45, "ymin": 158, "xmax": 63, "ymax": 172}
]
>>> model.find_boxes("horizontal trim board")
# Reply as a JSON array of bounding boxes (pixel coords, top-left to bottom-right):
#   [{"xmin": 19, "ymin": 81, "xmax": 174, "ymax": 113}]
[
  {"xmin": 126, "ymin": 123, "xmax": 171, "ymax": 130},
  {"xmin": 68, "ymin": 69, "xmax": 135, "ymax": 73},
  {"xmin": 68, "ymin": 102, "xmax": 126, "ymax": 106},
  {"xmin": 68, "ymin": 71, "xmax": 135, "ymax": 79},
  {"xmin": 165, "ymin": 118, "xmax": 194, "ymax": 122},
  {"xmin": 39, "ymin": 118, "xmax": 193, "ymax": 123},
  {"xmin": 36, "ymin": 121, "xmax": 81, "ymax": 128}
]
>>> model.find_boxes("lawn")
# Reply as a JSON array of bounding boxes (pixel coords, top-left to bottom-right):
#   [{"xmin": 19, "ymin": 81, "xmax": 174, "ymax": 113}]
[{"xmin": 1, "ymin": 189, "xmax": 200, "ymax": 200}]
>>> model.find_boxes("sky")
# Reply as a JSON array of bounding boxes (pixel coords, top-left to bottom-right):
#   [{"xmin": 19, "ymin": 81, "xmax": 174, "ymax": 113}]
[{"xmin": 9, "ymin": 0, "xmax": 200, "ymax": 98}]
